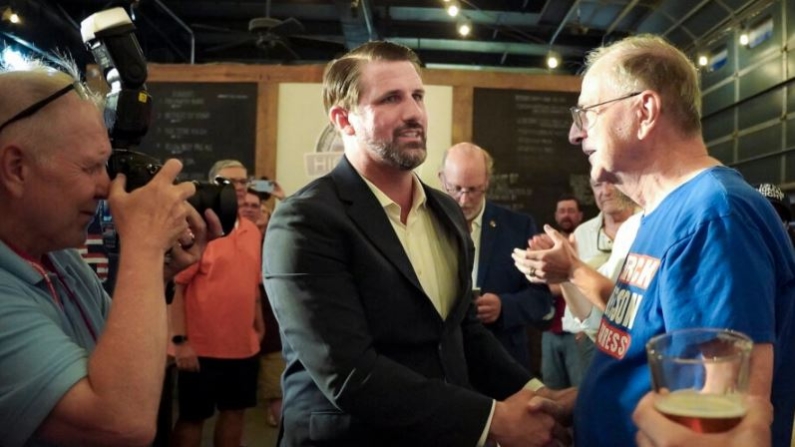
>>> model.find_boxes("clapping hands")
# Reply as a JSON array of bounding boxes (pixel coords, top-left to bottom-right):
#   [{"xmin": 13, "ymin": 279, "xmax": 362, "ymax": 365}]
[{"xmin": 513, "ymin": 225, "xmax": 581, "ymax": 285}]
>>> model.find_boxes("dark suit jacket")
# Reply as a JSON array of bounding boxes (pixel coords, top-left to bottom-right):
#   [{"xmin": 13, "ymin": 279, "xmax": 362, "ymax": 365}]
[
  {"xmin": 263, "ymin": 157, "xmax": 531, "ymax": 446},
  {"xmin": 477, "ymin": 202, "xmax": 554, "ymax": 369}
]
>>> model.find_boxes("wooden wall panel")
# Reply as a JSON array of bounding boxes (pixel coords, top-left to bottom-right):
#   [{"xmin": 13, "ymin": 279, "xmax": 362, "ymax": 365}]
[
  {"xmin": 452, "ymin": 86, "xmax": 473, "ymax": 144},
  {"xmin": 140, "ymin": 63, "xmax": 581, "ymax": 180}
]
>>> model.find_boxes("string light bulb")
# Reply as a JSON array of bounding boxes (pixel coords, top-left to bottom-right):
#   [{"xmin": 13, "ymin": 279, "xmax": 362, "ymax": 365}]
[
  {"xmin": 458, "ymin": 18, "xmax": 472, "ymax": 37},
  {"xmin": 546, "ymin": 51, "xmax": 560, "ymax": 69},
  {"xmin": 739, "ymin": 30, "xmax": 750, "ymax": 46},
  {"xmin": 446, "ymin": 1, "xmax": 460, "ymax": 17},
  {"xmin": 2, "ymin": 8, "xmax": 22, "ymax": 24}
]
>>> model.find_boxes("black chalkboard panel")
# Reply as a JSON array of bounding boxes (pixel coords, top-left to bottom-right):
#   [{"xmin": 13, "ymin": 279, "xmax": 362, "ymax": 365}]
[
  {"xmin": 473, "ymin": 88, "xmax": 596, "ymax": 228},
  {"xmin": 139, "ymin": 82, "xmax": 257, "ymax": 181}
]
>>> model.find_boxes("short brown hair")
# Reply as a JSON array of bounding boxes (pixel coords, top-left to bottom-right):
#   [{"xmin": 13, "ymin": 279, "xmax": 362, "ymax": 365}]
[
  {"xmin": 584, "ymin": 35, "xmax": 702, "ymax": 137},
  {"xmin": 322, "ymin": 41, "xmax": 422, "ymax": 114},
  {"xmin": 557, "ymin": 194, "xmax": 582, "ymax": 211}
]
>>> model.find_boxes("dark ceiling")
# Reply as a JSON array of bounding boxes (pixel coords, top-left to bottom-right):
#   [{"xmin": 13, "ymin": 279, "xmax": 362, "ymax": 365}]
[{"xmin": 0, "ymin": 0, "xmax": 776, "ymax": 74}]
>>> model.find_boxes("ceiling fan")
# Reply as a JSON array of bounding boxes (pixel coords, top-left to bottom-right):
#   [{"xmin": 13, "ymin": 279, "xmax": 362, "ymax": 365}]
[{"xmin": 193, "ymin": 0, "xmax": 345, "ymax": 62}]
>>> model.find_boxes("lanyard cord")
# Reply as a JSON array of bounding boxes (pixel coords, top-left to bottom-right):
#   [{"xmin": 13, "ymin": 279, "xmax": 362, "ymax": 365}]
[
  {"xmin": 26, "ymin": 258, "xmax": 99, "ymax": 343},
  {"xmin": 26, "ymin": 261, "xmax": 62, "ymax": 308},
  {"xmin": 54, "ymin": 269, "xmax": 99, "ymax": 342}
]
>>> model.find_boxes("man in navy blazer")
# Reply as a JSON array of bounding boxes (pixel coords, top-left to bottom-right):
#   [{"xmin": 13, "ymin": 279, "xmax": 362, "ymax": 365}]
[
  {"xmin": 263, "ymin": 42, "xmax": 572, "ymax": 446},
  {"xmin": 439, "ymin": 143, "xmax": 554, "ymax": 369}
]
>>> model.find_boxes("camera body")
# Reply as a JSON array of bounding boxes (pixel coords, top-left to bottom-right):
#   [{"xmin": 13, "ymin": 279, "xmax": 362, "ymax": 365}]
[
  {"xmin": 80, "ymin": 8, "xmax": 237, "ymax": 236},
  {"xmin": 108, "ymin": 149, "xmax": 239, "ymax": 226}
]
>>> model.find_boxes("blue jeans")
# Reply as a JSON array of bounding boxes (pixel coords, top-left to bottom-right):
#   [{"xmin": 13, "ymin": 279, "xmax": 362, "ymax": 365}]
[{"xmin": 541, "ymin": 331, "xmax": 595, "ymax": 389}]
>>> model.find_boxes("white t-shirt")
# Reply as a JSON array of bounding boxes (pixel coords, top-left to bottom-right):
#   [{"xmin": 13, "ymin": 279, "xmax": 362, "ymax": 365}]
[{"xmin": 563, "ymin": 212, "xmax": 642, "ymax": 337}]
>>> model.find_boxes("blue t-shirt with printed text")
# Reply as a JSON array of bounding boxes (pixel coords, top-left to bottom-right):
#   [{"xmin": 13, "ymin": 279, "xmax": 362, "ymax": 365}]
[{"xmin": 574, "ymin": 167, "xmax": 795, "ymax": 447}]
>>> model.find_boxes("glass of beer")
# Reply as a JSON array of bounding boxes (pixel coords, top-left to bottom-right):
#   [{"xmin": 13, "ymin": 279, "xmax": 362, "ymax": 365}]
[{"xmin": 646, "ymin": 328, "xmax": 753, "ymax": 433}]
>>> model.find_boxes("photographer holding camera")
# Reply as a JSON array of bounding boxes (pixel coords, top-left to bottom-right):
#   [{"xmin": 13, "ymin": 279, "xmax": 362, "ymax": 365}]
[{"xmin": 0, "ymin": 59, "xmax": 220, "ymax": 447}]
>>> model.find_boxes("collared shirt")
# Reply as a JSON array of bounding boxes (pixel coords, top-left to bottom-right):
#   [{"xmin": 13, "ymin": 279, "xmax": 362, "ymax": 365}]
[
  {"xmin": 361, "ymin": 177, "xmax": 542, "ymax": 446},
  {"xmin": 0, "ymin": 241, "xmax": 110, "ymax": 447},
  {"xmin": 362, "ymin": 174, "xmax": 458, "ymax": 319},
  {"xmin": 173, "ymin": 217, "xmax": 262, "ymax": 358},
  {"xmin": 469, "ymin": 200, "xmax": 486, "ymax": 287},
  {"xmin": 573, "ymin": 212, "xmax": 609, "ymax": 264},
  {"xmin": 565, "ymin": 212, "xmax": 642, "ymax": 338},
  {"xmin": 563, "ymin": 213, "xmax": 610, "ymax": 333}
]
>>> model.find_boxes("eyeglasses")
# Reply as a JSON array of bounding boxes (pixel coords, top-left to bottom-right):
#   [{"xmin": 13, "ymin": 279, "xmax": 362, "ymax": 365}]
[
  {"xmin": 597, "ymin": 226, "xmax": 613, "ymax": 253},
  {"xmin": 441, "ymin": 178, "xmax": 487, "ymax": 199},
  {"xmin": 0, "ymin": 83, "xmax": 78, "ymax": 135},
  {"xmin": 570, "ymin": 91, "xmax": 642, "ymax": 131},
  {"xmin": 215, "ymin": 176, "xmax": 248, "ymax": 187}
]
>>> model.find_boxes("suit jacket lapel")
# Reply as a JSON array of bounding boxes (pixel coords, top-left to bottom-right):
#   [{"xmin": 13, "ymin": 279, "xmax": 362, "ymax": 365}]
[
  {"xmin": 424, "ymin": 186, "xmax": 474, "ymax": 322},
  {"xmin": 477, "ymin": 202, "xmax": 497, "ymax": 287},
  {"xmin": 330, "ymin": 157, "xmax": 424, "ymax": 294}
]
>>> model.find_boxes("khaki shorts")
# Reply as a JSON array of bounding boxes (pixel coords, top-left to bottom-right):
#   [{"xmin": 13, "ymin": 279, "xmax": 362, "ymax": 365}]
[{"xmin": 258, "ymin": 351, "xmax": 286, "ymax": 401}]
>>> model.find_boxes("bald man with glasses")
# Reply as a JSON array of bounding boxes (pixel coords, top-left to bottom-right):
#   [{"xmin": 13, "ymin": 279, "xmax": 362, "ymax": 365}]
[
  {"xmin": 438, "ymin": 142, "xmax": 554, "ymax": 370},
  {"xmin": 516, "ymin": 34, "xmax": 795, "ymax": 447}
]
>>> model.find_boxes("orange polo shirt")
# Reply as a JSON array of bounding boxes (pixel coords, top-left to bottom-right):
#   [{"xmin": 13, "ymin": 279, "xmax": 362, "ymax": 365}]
[{"xmin": 174, "ymin": 218, "xmax": 262, "ymax": 358}]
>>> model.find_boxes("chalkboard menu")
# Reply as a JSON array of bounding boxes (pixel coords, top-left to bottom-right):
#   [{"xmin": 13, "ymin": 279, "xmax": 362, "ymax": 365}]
[
  {"xmin": 139, "ymin": 82, "xmax": 257, "ymax": 181},
  {"xmin": 473, "ymin": 88, "xmax": 596, "ymax": 227}
]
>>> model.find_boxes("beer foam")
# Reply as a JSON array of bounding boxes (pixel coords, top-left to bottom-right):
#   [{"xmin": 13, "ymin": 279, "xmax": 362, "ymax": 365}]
[{"xmin": 654, "ymin": 390, "xmax": 747, "ymax": 418}]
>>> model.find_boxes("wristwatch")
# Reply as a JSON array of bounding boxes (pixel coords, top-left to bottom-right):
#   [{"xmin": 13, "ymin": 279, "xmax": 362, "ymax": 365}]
[{"xmin": 172, "ymin": 335, "xmax": 188, "ymax": 345}]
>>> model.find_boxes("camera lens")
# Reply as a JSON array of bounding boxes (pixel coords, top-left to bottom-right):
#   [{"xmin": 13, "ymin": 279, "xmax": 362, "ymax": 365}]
[{"xmin": 187, "ymin": 182, "xmax": 238, "ymax": 235}]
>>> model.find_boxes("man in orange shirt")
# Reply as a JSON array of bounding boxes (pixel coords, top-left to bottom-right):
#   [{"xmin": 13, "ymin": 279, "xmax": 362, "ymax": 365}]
[{"xmin": 169, "ymin": 160, "xmax": 264, "ymax": 447}]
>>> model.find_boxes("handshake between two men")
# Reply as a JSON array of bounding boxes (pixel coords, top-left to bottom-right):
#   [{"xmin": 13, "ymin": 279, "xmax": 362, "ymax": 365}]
[{"xmin": 489, "ymin": 386, "xmax": 577, "ymax": 447}]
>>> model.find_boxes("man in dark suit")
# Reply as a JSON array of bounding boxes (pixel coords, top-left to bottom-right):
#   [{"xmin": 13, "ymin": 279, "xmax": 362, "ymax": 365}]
[
  {"xmin": 263, "ymin": 41, "xmax": 572, "ymax": 446},
  {"xmin": 438, "ymin": 143, "xmax": 554, "ymax": 370}
]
